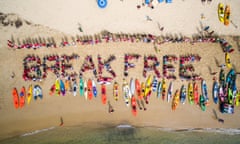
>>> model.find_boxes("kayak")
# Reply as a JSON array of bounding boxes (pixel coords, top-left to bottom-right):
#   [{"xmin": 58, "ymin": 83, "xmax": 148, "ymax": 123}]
[
  {"xmin": 201, "ymin": 80, "xmax": 209, "ymax": 105},
  {"xmin": 55, "ymin": 79, "xmax": 60, "ymax": 96},
  {"xmin": 87, "ymin": 79, "xmax": 93, "ymax": 100},
  {"xmin": 131, "ymin": 96, "xmax": 137, "ymax": 116},
  {"xmin": 113, "ymin": 81, "xmax": 119, "ymax": 101},
  {"xmin": 218, "ymin": 3, "xmax": 224, "ymax": 23},
  {"xmin": 84, "ymin": 80, "xmax": 88, "ymax": 100},
  {"xmin": 130, "ymin": 78, "xmax": 135, "ymax": 96},
  {"xmin": 218, "ymin": 84, "xmax": 225, "ymax": 103},
  {"xmin": 19, "ymin": 86, "xmax": 26, "ymax": 108},
  {"xmin": 68, "ymin": 80, "xmax": 73, "ymax": 93},
  {"xmin": 135, "ymin": 79, "xmax": 141, "ymax": 100},
  {"xmin": 157, "ymin": 81, "xmax": 162, "ymax": 98},
  {"xmin": 193, "ymin": 82, "xmax": 199, "ymax": 105},
  {"xmin": 212, "ymin": 81, "xmax": 219, "ymax": 104},
  {"xmin": 49, "ymin": 84, "xmax": 55, "ymax": 96},
  {"xmin": 92, "ymin": 79, "xmax": 98, "ymax": 97},
  {"xmin": 172, "ymin": 90, "xmax": 180, "ymax": 111},
  {"xmin": 225, "ymin": 52, "xmax": 232, "ymax": 68},
  {"xmin": 226, "ymin": 68, "xmax": 236, "ymax": 85},
  {"xmin": 73, "ymin": 81, "xmax": 77, "ymax": 96},
  {"xmin": 101, "ymin": 84, "xmax": 107, "ymax": 104},
  {"xmin": 180, "ymin": 85, "xmax": 186, "ymax": 104},
  {"xmin": 60, "ymin": 79, "xmax": 65, "ymax": 96},
  {"xmin": 79, "ymin": 77, "xmax": 84, "ymax": 96},
  {"xmin": 64, "ymin": 79, "xmax": 69, "ymax": 92},
  {"xmin": 224, "ymin": 5, "xmax": 230, "ymax": 26},
  {"xmin": 162, "ymin": 79, "xmax": 166, "ymax": 101},
  {"xmin": 188, "ymin": 82, "xmax": 194, "ymax": 105},
  {"xmin": 228, "ymin": 87, "xmax": 233, "ymax": 105},
  {"xmin": 152, "ymin": 76, "xmax": 158, "ymax": 92},
  {"xmin": 123, "ymin": 79, "xmax": 131, "ymax": 107},
  {"xmin": 235, "ymin": 91, "xmax": 240, "ymax": 106},
  {"xmin": 167, "ymin": 81, "xmax": 173, "ymax": 103},
  {"xmin": 144, "ymin": 75, "xmax": 152, "ymax": 97},
  {"xmin": 27, "ymin": 84, "xmax": 32, "ymax": 105},
  {"xmin": 140, "ymin": 82, "xmax": 145, "ymax": 100},
  {"xmin": 33, "ymin": 85, "xmax": 43, "ymax": 100},
  {"xmin": 199, "ymin": 94, "xmax": 206, "ymax": 111},
  {"xmin": 219, "ymin": 68, "xmax": 225, "ymax": 85},
  {"xmin": 12, "ymin": 87, "xmax": 19, "ymax": 109}
]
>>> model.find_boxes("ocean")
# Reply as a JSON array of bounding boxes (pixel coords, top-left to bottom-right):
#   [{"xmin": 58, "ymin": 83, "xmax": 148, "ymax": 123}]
[{"xmin": 1, "ymin": 124, "xmax": 240, "ymax": 144}]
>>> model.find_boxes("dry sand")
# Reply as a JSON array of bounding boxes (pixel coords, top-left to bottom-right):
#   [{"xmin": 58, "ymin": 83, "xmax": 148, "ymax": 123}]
[{"xmin": 0, "ymin": 0, "xmax": 240, "ymax": 140}]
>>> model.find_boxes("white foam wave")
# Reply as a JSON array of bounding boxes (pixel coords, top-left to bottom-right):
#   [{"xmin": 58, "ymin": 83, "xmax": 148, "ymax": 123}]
[
  {"xmin": 157, "ymin": 127, "xmax": 240, "ymax": 135},
  {"xmin": 116, "ymin": 124, "xmax": 133, "ymax": 129},
  {"xmin": 21, "ymin": 126, "xmax": 55, "ymax": 137}
]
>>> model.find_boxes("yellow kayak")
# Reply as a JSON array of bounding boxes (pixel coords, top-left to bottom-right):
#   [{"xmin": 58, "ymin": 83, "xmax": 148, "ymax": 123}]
[
  {"xmin": 27, "ymin": 84, "xmax": 32, "ymax": 104},
  {"xmin": 225, "ymin": 52, "xmax": 232, "ymax": 68},
  {"xmin": 162, "ymin": 78, "xmax": 166, "ymax": 101},
  {"xmin": 188, "ymin": 82, "xmax": 194, "ymax": 105},
  {"xmin": 55, "ymin": 79, "xmax": 60, "ymax": 96},
  {"xmin": 224, "ymin": 5, "xmax": 230, "ymax": 26},
  {"xmin": 144, "ymin": 75, "xmax": 152, "ymax": 97},
  {"xmin": 236, "ymin": 91, "xmax": 240, "ymax": 106},
  {"xmin": 172, "ymin": 90, "xmax": 180, "ymax": 111},
  {"xmin": 218, "ymin": 3, "xmax": 224, "ymax": 23}
]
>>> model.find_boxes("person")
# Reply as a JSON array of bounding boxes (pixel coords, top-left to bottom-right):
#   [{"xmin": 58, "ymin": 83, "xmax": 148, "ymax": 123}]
[
  {"xmin": 59, "ymin": 116, "xmax": 64, "ymax": 126},
  {"xmin": 11, "ymin": 72, "xmax": 15, "ymax": 78},
  {"xmin": 108, "ymin": 101, "xmax": 114, "ymax": 113}
]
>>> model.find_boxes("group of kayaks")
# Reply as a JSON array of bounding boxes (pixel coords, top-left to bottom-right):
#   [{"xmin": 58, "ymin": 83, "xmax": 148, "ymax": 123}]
[
  {"xmin": 121, "ymin": 75, "xmax": 210, "ymax": 112},
  {"xmin": 218, "ymin": 3, "xmax": 230, "ymax": 26},
  {"xmin": 13, "ymin": 69, "xmax": 239, "ymax": 115},
  {"xmin": 12, "ymin": 85, "xmax": 42, "ymax": 109},
  {"xmin": 218, "ymin": 68, "xmax": 240, "ymax": 114}
]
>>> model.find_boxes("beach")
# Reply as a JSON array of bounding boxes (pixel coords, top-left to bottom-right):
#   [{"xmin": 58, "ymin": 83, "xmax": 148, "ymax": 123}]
[{"xmin": 0, "ymin": 0, "xmax": 240, "ymax": 143}]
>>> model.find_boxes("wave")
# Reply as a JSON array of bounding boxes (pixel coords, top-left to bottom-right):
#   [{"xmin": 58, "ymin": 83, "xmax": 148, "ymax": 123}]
[
  {"xmin": 157, "ymin": 127, "xmax": 240, "ymax": 135},
  {"xmin": 116, "ymin": 124, "xmax": 134, "ymax": 129},
  {"xmin": 21, "ymin": 126, "xmax": 55, "ymax": 137}
]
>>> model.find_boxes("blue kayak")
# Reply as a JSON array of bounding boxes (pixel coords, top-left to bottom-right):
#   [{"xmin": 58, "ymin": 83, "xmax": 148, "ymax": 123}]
[{"xmin": 97, "ymin": 0, "xmax": 107, "ymax": 9}]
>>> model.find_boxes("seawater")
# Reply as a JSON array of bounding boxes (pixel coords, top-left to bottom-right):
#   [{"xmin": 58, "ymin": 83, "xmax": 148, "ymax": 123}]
[{"xmin": 1, "ymin": 125, "xmax": 240, "ymax": 144}]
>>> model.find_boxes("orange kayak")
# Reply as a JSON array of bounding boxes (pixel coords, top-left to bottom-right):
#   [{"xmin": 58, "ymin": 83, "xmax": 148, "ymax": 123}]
[
  {"xmin": 12, "ymin": 88, "xmax": 19, "ymax": 109},
  {"xmin": 172, "ymin": 90, "xmax": 180, "ymax": 111},
  {"xmin": 101, "ymin": 84, "xmax": 107, "ymax": 104},
  {"xmin": 193, "ymin": 82, "xmax": 199, "ymax": 105},
  {"xmin": 87, "ymin": 79, "xmax": 93, "ymax": 100},
  {"xmin": 64, "ymin": 79, "xmax": 69, "ymax": 91},
  {"xmin": 19, "ymin": 86, "xmax": 26, "ymax": 108},
  {"xmin": 131, "ymin": 97, "xmax": 137, "ymax": 116},
  {"xmin": 224, "ymin": 5, "xmax": 230, "ymax": 26},
  {"xmin": 135, "ymin": 79, "xmax": 141, "ymax": 100},
  {"xmin": 140, "ymin": 82, "xmax": 145, "ymax": 100}
]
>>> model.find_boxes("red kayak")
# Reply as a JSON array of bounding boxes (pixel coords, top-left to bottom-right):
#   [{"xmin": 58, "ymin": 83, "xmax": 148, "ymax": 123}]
[
  {"xmin": 135, "ymin": 79, "xmax": 141, "ymax": 100},
  {"xmin": 12, "ymin": 88, "xmax": 19, "ymax": 109},
  {"xmin": 101, "ymin": 84, "xmax": 107, "ymax": 104},
  {"xmin": 88, "ymin": 79, "xmax": 93, "ymax": 100},
  {"xmin": 131, "ymin": 97, "xmax": 137, "ymax": 116}
]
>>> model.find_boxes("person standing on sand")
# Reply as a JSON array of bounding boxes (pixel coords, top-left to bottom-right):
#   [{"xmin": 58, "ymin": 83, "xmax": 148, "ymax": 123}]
[
  {"xmin": 59, "ymin": 116, "xmax": 64, "ymax": 126},
  {"xmin": 108, "ymin": 101, "xmax": 114, "ymax": 113}
]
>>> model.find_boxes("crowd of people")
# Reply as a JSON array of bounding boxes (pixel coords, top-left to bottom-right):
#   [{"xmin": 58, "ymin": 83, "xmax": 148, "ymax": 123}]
[{"xmin": 7, "ymin": 31, "xmax": 227, "ymax": 50}]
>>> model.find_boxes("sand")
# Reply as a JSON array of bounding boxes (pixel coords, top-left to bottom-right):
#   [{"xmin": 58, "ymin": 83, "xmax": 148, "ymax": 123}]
[{"xmin": 0, "ymin": 0, "xmax": 240, "ymax": 140}]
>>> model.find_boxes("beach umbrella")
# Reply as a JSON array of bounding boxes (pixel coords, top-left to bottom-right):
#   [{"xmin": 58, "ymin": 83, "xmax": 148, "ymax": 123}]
[
  {"xmin": 166, "ymin": 0, "xmax": 172, "ymax": 3},
  {"xmin": 145, "ymin": 0, "xmax": 150, "ymax": 5},
  {"xmin": 97, "ymin": 0, "xmax": 107, "ymax": 9},
  {"xmin": 158, "ymin": 0, "xmax": 164, "ymax": 3}
]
